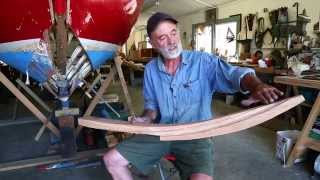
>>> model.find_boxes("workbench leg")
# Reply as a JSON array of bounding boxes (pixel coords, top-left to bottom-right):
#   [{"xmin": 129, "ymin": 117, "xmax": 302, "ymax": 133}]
[
  {"xmin": 293, "ymin": 86, "xmax": 303, "ymax": 124},
  {"xmin": 283, "ymin": 86, "xmax": 296, "ymax": 125},
  {"xmin": 287, "ymin": 92, "xmax": 320, "ymax": 166}
]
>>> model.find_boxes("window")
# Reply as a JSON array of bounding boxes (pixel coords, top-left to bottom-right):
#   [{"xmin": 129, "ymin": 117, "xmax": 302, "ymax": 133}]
[
  {"xmin": 215, "ymin": 22, "xmax": 237, "ymax": 57},
  {"xmin": 195, "ymin": 24, "xmax": 213, "ymax": 53}
]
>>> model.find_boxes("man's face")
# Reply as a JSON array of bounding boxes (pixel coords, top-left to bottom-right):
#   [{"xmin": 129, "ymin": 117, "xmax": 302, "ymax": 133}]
[{"xmin": 150, "ymin": 21, "xmax": 182, "ymax": 59}]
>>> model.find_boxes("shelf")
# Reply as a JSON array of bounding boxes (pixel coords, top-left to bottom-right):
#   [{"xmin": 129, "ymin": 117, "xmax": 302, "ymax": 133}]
[{"xmin": 306, "ymin": 137, "xmax": 320, "ymax": 152}]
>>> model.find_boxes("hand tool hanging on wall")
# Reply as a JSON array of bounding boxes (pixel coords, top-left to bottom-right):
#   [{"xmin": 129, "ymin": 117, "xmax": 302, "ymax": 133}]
[
  {"xmin": 237, "ymin": 13, "xmax": 247, "ymax": 40},
  {"xmin": 269, "ymin": 7, "xmax": 288, "ymax": 47},
  {"xmin": 255, "ymin": 17, "xmax": 272, "ymax": 49},
  {"xmin": 245, "ymin": 14, "xmax": 256, "ymax": 40}
]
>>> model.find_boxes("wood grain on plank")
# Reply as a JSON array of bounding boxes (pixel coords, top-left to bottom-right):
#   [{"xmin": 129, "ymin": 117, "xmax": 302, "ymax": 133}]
[
  {"xmin": 79, "ymin": 96, "xmax": 304, "ymax": 140},
  {"xmin": 161, "ymin": 95, "xmax": 304, "ymax": 140}
]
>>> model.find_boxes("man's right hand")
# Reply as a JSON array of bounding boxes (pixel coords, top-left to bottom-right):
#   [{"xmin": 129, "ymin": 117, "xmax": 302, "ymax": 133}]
[{"xmin": 128, "ymin": 116, "xmax": 152, "ymax": 124}]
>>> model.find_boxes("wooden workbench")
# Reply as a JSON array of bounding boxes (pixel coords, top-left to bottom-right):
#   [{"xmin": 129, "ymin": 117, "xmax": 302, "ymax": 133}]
[{"xmin": 274, "ymin": 76, "xmax": 320, "ymax": 166}]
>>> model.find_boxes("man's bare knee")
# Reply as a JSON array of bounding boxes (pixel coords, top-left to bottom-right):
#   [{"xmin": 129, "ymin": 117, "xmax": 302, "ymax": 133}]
[
  {"xmin": 103, "ymin": 148, "xmax": 129, "ymax": 168},
  {"xmin": 190, "ymin": 173, "xmax": 213, "ymax": 180}
]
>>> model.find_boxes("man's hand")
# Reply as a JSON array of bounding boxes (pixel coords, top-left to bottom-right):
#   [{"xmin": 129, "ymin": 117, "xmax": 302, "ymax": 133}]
[
  {"xmin": 251, "ymin": 83, "xmax": 284, "ymax": 104},
  {"xmin": 241, "ymin": 73, "xmax": 284, "ymax": 104},
  {"xmin": 128, "ymin": 116, "xmax": 152, "ymax": 124},
  {"xmin": 128, "ymin": 109, "xmax": 157, "ymax": 124}
]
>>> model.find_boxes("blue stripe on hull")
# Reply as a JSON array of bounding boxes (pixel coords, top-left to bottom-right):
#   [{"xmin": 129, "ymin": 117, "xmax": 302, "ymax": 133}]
[
  {"xmin": 0, "ymin": 52, "xmax": 53, "ymax": 83},
  {"xmin": 0, "ymin": 52, "xmax": 33, "ymax": 73},
  {"xmin": 0, "ymin": 50, "xmax": 116, "ymax": 82},
  {"xmin": 86, "ymin": 51, "xmax": 115, "ymax": 70}
]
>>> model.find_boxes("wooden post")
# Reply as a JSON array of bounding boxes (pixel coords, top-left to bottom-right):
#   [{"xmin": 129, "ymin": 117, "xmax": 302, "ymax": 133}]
[
  {"xmin": 16, "ymin": 79, "xmax": 52, "ymax": 112},
  {"xmin": 76, "ymin": 55, "xmax": 136, "ymax": 136},
  {"xmin": 76, "ymin": 66, "xmax": 116, "ymax": 135},
  {"xmin": 274, "ymin": 76, "xmax": 320, "ymax": 167},
  {"xmin": 114, "ymin": 56, "xmax": 135, "ymax": 117},
  {"xmin": 287, "ymin": 92, "xmax": 320, "ymax": 166},
  {"xmin": 0, "ymin": 71, "xmax": 60, "ymax": 137},
  {"xmin": 292, "ymin": 86, "xmax": 303, "ymax": 124}
]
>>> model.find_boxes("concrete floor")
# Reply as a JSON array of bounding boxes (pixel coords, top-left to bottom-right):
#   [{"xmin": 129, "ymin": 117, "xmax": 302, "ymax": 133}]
[{"xmin": 0, "ymin": 82, "xmax": 317, "ymax": 180}]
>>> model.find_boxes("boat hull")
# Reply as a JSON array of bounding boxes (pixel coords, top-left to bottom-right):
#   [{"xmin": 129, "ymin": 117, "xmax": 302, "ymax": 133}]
[{"xmin": 0, "ymin": 0, "xmax": 142, "ymax": 82}]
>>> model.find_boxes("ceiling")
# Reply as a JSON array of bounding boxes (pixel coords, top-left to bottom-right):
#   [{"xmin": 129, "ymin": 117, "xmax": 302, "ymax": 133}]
[{"xmin": 142, "ymin": 0, "xmax": 238, "ymax": 17}]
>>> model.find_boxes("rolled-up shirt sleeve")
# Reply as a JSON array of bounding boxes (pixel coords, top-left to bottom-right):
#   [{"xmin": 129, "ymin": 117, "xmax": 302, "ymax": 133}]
[
  {"xmin": 205, "ymin": 54, "xmax": 255, "ymax": 94},
  {"xmin": 143, "ymin": 65, "xmax": 159, "ymax": 110}
]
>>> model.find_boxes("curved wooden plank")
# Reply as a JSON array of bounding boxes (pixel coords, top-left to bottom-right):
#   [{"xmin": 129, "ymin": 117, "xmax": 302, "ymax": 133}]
[
  {"xmin": 161, "ymin": 95, "xmax": 305, "ymax": 140},
  {"xmin": 79, "ymin": 98, "xmax": 284, "ymax": 135},
  {"xmin": 78, "ymin": 96, "xmax": 304, "ymax": 140},
  {"xmin": 79, "ymin": 101, "xmax": 279, "ymax": 136}
]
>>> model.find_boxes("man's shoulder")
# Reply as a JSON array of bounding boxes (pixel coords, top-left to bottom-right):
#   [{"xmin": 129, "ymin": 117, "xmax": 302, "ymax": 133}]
[
  {"xmin": 144, "ymin": 57, "xmax": 158, "ymax": 70},
  {"xmin": 183, "ymin": 50, "xmax": 219, "ymax": 64}
]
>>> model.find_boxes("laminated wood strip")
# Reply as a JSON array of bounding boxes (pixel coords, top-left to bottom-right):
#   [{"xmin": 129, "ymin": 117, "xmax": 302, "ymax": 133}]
[
  {"xmin": 79, "ymin": 96, "xmax": 304, "ymax": 140},
  {"xmin": 161, "ymin": 95, "xmax": 304, "ymax": 140},
  {"xmin": 79, "ymin": 101, "xmax": 279, "ymax": 135}
]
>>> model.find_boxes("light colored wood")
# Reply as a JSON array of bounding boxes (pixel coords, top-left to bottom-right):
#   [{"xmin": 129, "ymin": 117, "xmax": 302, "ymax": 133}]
[
  {"xmin": 161, "ymin": 96, "xmax": 304, "ymax": 141},
  {"xmin": 12, "ymin": 74, "xmax": 22, "ymax": 120},
  {"xmin": 304, "ymin": 137, "xmax": 320, "ymax": 152},
  {"xmin": 274, "ymin": 76, "xmax": 320, "ymax": 90},
  {"xmin": 0, "ymin": 119, "xmax": 38, "ymax": 127},
  {"xmin": 75, "ymin": 67, "xmax": 116, "ymax": 135},
  {"xmin": 78, "ymin": 96, "xmax": 304, "ymax": 140},
  {"xmin": 16, "ymin": 78, "xmax": 52, "ymax": 112},
  {"xmin": 76, "ymin": 55, "xmax": 136, "ymax": 135},
  {"xmin": 0, "ymin": 71, "xmax": 60, "ymax": 137},
  {"xmin": 287, "ymin": 92, "xmax": 320, "ymax": 166},
  {"xmin": 114, "ymin": 56, "xmax": 135, "ymax": 117},
  {"xmin": 43, "ymin": 82, "xmax": 58, "ymax": 98},
  {"xmin": 34, "ymin": 125, "xmax": 47, "ymax": 141},
  {"xmin": 274, "ymin": 76, "xmax": 320, "ymax": 167},
  {"xmin": 79, "ymin": 100, "xmax": 281, "ymax": 135},
  {"xmin": 0, "ymin": 148, "xmax": 107, "ymax": 172}
]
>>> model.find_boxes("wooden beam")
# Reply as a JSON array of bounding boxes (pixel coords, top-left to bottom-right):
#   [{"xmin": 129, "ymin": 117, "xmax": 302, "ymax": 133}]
[
  {"xmin": 79, "ymin": 101, "xmax": 280, "ymax": 135},
  {"xmin": 16, "ymin": 79, "xmax": 52, "ymax": 112},
  {"xmin": 0, "ymin": 118, "xmax": 38, "ymax": 127},
  {"xmin": 274, "ymin": 76, "xmax": 320, "ymax": 90},
  {"xmin": 76, "ymin": 67, "xmax": 116, "ymax": 135},
  {"xmin": 114, "ymin": 56, "xmax": 135, "ymax": 116},
  {"xmin": 78, "ymin": 96, "xmax": 304, "ymax": 140},
  {"xmin": 287, "ymin": 92, "xmax": 320, "ymax": 166},
  {"xmin": 0, "ymin": 71, "xmax": 60, "ymax": 137},
  {"xmin": 0, "ymin": 148, "xmax": 107, "ymax": 172}
]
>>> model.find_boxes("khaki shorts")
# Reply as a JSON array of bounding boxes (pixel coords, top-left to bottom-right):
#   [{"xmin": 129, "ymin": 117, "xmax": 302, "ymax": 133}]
[{"xmin": 116, "ymin": 134, "xmax": 214, "ymax": 179}]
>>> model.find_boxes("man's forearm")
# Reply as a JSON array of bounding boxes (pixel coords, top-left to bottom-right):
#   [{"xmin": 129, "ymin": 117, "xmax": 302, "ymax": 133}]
[
  {"xmin": 240, "ymin": 73, "xmax": 263, "ymax": 92},
  {"xmin": 240, "ymin": 73, "xmax": 283, "ymax": 104}
]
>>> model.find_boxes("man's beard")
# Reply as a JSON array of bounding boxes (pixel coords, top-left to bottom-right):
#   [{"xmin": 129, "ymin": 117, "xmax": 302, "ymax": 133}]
[{"xmin": 158, "ymin": 41, "xmax": 183, "ymax": 59}]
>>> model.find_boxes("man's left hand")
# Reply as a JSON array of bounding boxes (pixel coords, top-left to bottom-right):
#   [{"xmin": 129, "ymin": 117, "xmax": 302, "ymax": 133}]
[{"xmin": 251, "ymin": 83, "xmax": 284, "ymax": 104}]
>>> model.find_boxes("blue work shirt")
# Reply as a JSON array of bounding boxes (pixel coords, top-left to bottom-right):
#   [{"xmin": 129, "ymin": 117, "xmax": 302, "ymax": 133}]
[{"xmin": 143, "ymin": 50, "xmax": 255, "ymax": 124}]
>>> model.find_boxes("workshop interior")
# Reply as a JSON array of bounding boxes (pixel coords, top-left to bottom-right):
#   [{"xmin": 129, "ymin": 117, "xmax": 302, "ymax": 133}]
[{"xmin": 0, "ymin": 0, "xmax": 320, "ymax": 179}]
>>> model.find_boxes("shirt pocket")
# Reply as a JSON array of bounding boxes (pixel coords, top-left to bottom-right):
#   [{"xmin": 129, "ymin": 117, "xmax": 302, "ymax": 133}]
[{"xmin": 180, "ymin": 79, "xmax": 202, "ymax": 105}]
